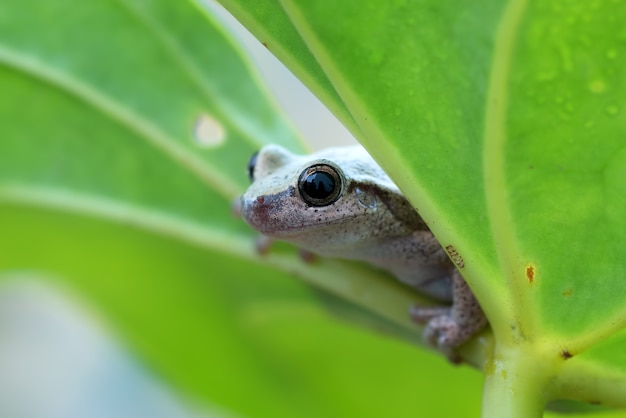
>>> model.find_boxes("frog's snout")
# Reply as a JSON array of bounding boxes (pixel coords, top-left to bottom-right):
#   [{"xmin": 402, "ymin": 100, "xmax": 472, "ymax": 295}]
[
  {"xmin": 240, "ymin": 193, "xmax": 274, "ymax": 233},
  {"xmin": 240, "ymin": 189, "xmax": 295, "ymax": 236}
]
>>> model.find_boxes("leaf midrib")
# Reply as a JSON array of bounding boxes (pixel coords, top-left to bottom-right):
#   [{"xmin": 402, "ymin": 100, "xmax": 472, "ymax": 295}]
[{"xmin": 482, "ymin": 0, "xmax": 530, "ymax": 342}]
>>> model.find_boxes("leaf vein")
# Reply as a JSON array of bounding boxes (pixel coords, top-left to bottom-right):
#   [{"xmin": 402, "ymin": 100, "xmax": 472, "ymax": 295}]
[{"xmin": 0, "ymin": 46, "xmax": 240, "ymax": 198}]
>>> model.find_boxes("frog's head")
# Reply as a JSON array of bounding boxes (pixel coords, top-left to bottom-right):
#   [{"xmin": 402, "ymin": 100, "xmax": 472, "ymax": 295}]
[{"xmin": 240, "ymin": 144, "xmax": 405, "ymax": 252}]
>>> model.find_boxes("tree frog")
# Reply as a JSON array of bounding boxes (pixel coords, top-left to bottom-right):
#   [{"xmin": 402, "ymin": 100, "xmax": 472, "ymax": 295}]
[{"xmin": 239, "ymin": 144, "xmax": 487, "ymax": 354}]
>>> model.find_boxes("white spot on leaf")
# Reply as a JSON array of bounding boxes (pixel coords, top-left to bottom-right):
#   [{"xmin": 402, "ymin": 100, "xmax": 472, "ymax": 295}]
[{"xmin": 194, "ymin": 114, "xmax": 226, "ymax": 148}]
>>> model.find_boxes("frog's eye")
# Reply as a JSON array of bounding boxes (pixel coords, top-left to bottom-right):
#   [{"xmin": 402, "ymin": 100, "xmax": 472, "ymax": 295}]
[
  {"xmin": 298, "ymin": 164, "xmax": 343, "ymax": 206},
  {"xmin": 247, "ymin": 151, "xmax": 259, "ymax": 182}
]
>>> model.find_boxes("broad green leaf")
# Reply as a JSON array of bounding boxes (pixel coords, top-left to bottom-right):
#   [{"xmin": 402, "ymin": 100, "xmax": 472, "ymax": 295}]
[
  {"xmin": 0, "ymin": 0, "xmax": 492, "ymax": 417},
  {"xmin": 217, "ymin": 0, "xmax": 626, "ymax": 414}
]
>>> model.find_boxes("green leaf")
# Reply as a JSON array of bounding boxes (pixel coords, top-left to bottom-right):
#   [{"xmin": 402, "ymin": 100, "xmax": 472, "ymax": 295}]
[
  {"xmin": 217, "ymin": 0, "xmax": 626, "ymax": 414},
  {"xmin": 0, "ymin": 0, "xmax": 489, "ymax": 417}
]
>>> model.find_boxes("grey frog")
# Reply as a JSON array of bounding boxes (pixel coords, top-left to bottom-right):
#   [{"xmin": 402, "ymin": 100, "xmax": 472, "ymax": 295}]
[{"xmin": 239, "ymin": 144, "xmax": 487, "ymax": 354}]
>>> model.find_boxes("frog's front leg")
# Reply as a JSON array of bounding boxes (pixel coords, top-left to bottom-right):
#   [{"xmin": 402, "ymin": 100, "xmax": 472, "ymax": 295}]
[
  {"xmin": 254, "ymin": 235, "xmax": 274, "ymax": 255},
  {"xmin": 410, "ymin": 269, "xmax": 487, "ymax": 355}
]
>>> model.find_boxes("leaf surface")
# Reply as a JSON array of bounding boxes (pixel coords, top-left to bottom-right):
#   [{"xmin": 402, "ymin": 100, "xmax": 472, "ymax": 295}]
[{"xmin": 218, "ymin": 0, "xmax": 626, "ymax": 411}]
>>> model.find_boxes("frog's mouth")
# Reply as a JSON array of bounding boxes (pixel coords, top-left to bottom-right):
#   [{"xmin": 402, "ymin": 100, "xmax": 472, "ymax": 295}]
[{"xmin": 240, "ymin": 187, "xmax": 356, "ymax": 238}]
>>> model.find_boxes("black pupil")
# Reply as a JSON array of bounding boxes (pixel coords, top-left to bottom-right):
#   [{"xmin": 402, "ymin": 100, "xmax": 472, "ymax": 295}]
[
  {"xmin": 247, "ymin": 151, "xmax": 258, "ymax": 181},
  {"xmin": 302, "ymin": 171, "xmax": 335, "ymax": 199}
]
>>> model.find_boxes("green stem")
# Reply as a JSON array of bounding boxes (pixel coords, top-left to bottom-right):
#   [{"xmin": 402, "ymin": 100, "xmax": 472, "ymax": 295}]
[{"xmin": 481, "ymin": 345, "xmax": 552, "ymax": 418}]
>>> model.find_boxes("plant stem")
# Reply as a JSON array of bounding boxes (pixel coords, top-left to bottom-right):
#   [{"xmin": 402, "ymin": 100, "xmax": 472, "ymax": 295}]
[{"xmin": 481, "ymin": 344, "xmax": 552, "ymax": 418}]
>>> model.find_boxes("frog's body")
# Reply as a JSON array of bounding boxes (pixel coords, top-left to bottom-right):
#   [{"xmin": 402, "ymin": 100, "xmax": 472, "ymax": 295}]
[{"xmin": 240, "ymin": 144, "xmax": 486, "ymax": 352}]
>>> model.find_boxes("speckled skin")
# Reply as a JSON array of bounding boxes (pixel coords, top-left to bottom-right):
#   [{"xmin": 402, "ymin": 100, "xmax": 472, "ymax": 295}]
[{"xmin": 240, "ymin": 144, "xmax": 486, "ymax": 351}]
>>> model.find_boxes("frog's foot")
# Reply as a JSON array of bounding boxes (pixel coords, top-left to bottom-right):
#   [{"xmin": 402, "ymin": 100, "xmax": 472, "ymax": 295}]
[
  {"xmin": 409, "ymin": 305, "xmax": 450, "ymax": 325},
  {"xmin": 298, "ymin": 249, "xmax": 317, "ymax": 263},
  {"xmin": 255, "ymin": 235, "xmax": 274, "ymax": 255},
  {"xmin": 423, "ymin": 315, "xmax": 475, "ymax": 363},
  {"xmin": 411, "ymin": 270, "xmax": 487, "ymax": 362},
  {"xmin": 409, "ymin": 306, "xmax": 461, "ymax": 363}
]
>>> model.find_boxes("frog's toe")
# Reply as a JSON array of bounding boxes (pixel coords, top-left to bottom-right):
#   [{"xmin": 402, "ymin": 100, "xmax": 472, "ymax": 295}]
[
  {"xmin": 423, "ymin": 315, "xmax": 462, "ymax": 348},
  {"xmin": 298, "ymin": 249, "xmax": 317, "ymax": 263},
  {"xmin": 421, "ymin": 315, "xmax": 466, "ymax": 364},
  {"xmin": 409, "ymin": 305, "xmax": 450, "ymax": 325},
  {"xmin": 254, "ymin": 235, "xmax": 274, "ymax": 255}
]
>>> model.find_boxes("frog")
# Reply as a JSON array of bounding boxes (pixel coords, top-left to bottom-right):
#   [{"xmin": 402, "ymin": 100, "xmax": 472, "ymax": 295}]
[{"xmin": 238, "ymin": 144, "xmax": 487, "ymax": 356}]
